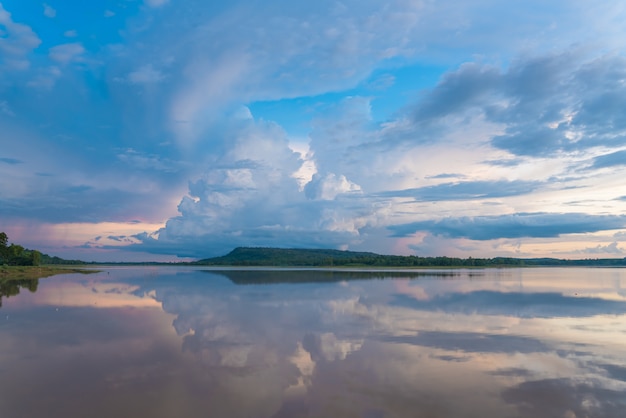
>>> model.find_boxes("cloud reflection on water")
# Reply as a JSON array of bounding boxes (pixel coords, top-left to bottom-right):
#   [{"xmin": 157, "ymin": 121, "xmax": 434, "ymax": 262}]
[{"xmin": 0, "ymin": 267, "xmax": 625, "ymax": 417}]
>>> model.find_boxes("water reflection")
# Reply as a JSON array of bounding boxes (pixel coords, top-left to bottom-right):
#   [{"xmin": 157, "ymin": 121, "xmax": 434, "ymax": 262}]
[
  {"xmin": 0, "ymin": 278, "xmax": 38, "ymax": 307},
  {"xmin": 206, "ymin": 268, "xmax": 481, "ymax": 285},
  {"xmin": 0, "ymin": 267, "xmax": 625, "ymax": 417}
]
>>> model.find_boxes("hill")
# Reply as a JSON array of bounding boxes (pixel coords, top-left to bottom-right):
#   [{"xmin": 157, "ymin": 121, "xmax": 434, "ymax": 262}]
[
  {"xmin": 197, "ymin": 247, "xmax": 381, "ymax": 266},
  {"xmin": 196, "ymin": 247, "xmax": 626, "ymax": 267}
]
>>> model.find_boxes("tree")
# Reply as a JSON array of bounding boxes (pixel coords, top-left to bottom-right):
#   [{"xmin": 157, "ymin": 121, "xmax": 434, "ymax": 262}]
[
  {"xmin": 0, "ymin": 232, "xmax": 7, "ymax": 263},
  {"xmin": 31, "ymin": 250, "xmax": 42, "ymax": 266},
  {"xmin": 7, "ymin": 244, "xmax": 26, "ymax": 265}
]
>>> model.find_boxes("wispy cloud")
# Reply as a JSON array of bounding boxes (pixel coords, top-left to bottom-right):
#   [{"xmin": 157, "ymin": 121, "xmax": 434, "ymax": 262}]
[
  {"xmin": 48, "ymin": 43, "xmax": 85, "ymax": 64},
  {"xmin": 591, "ymin": 150, "xmax": 626, "ymax": 169},
  {"xmin": 43, "ymin": 3, "xmax": 56, "ymax": 18},
  {"xmin": 0, "ymin": 4, "xmax": 41, "ymax": 70},
  {"xmin": 0, "ymin": 157, "xmax": 23, "ymax": 165},
  {"xmin": 575, "ymin": 241, "xmax": 624, "ymax": 255},
  {"xmin": 390, "ymin": 213, "xmax": 626, "ymax": 240},
  {"xmin": 126, "ymin": 64, "xmax": 165, "ymax": 84},
  {"xmin": 376, "ymin": 180, "xmax": 542, "ymax": 201},
  {"xmin": 144, "ymin": 0, "xmax": 169, "ymax": 7},
  {"xmin": 0, "ymin": 101, "xmax": 15, "ymax": 116}
]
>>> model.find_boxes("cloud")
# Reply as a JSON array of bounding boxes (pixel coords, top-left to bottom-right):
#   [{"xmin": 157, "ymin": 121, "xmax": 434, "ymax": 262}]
[
  {"xmin": 106, "ymin": 235, "xmax": 134, "ymax": 243},
  {"xmin": 0, "ymin": 170, "xmax": 179, "ymax": 224},
  {"xmin": 576, "ymin": 241, "xmax": 624, "ymax": 255},
  {"xmin": 124, "ymin": 43, "xmax": 626, "ymax": 258},
  {"xmin": 161, "ymin": 1, "xmax": 426, "ymax": 145},
  {"xmin": 304, "ymin": 173, "xmax": 361, "ymax": 200},
  {"xmin": 0, "ymin": 157, "xmax": 23, "ymax": 164},
  {"xmin": 144, "ymin": 0, "xmax": 169, "ymax": 7},
  {"xmin": 502, "ymin": 378, "xmax": 625, "ymax": 418},
  {"xmin": 426, "ymin": 173, "xmax": 467, "ymax": 180},
  {"xmin": 0, "ymin": 101, "xmax": 15, "ymax": 116},
  {"xmin": 0, "ymin": 4, "xmax": 42, "ymax": 70},
  {"xmin": 108, "ymin": 113, "xmax": 393, "ymax": 257},
  {"xmin": 379, "ymin": 331, "xmax": 550, "ymax": 353},
  {"xmin": 376, "ymin": 180, "xmax": 541, "ymax": 201},
  {"xmin": 48, "ymin": 42, "xmax": 85, "ymax": 64},
  {"xmin": 406, "ymin": 51, "xmax": 626, "ymax": 159},
  {"xmin": 104, "ymin": 10, "xmax": 115, "ymax": 17},
  {"xmin": 391, "ymin": 290, "xmax": 626, "ymax": 318},
  {"xmin": 116, "ymin": 149, "xmax": 183, "ymax": 172},
  {"xmin": 4, "ymin": 0, "xmax": 626, "ymax": 260},
  {"xmin": 43, "ymin": 4, "xmax": 56, "ymax": 18},
  {"xmin": 0, "ymin": 188, "xmax": 140, "ymax": 223},
  {"xmin": 366, "ymin": 73, "xmax": 396, "ymax": 90},
  {"xmin": 302, "ymin": 332, "xmax": 363, "ymax": 362},
  {"xmin": 412, "ymin": 62, "xmax": 502, "ymax": 123},
  {"xmin": 127, "ymin": 64, "xmax": 165, "ymax": 84},
  {"xmin": 26, "ymin": 65, "xmax": 62, "ymax": 88},
  {"xmin": 591, "ymin": 150, "xmax": 626, "ymax": 169},
  {"xmin": 64, "ymin": 30, "xmax": 77, "ymax": 37},
  {"xmin": 598, "ymin": 364, "xmax": 626, "ymax": 383},
  {"xmin": 389, "ymin": 213, "xmax": 626, "ymax": 240}
]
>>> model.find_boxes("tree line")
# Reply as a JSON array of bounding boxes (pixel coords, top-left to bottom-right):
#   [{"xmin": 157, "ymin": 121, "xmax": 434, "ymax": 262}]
[
  {"xmin": 197, "ymin": 247, "xmax": 626, "ymax": 267},
  {"xmin": 0, "ymin": 232, "xmax": 84, "ymax": 266},
  {"xmin": 0, "ymin": 232, "xmax": 42, "ymax": 266}
]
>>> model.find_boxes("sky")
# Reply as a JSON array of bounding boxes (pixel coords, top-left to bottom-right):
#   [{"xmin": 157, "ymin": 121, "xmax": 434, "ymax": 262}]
[{"xmin": 1, "ymin": 0, "xmax": 626, "ymax": 262}]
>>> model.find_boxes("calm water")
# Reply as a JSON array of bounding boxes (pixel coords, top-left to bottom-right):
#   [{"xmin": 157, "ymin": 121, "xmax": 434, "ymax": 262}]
[{"xmin": 1, "ymin": 267, "xmax": 626, "ymax": 418}]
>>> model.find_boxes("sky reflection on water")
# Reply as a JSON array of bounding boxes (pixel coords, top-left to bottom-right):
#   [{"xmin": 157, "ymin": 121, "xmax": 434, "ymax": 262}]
[{"xmin": 1, "ymin": 267, "xmax": 625, "ymax": 418}]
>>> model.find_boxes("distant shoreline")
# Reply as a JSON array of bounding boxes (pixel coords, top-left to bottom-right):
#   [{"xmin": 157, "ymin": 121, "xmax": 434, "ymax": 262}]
[
  {"xmin": 8, "ymin": 246, "xmax": 626, "ymax": 269},
  {"xmin": 192, "ymin": 247, "xmax": 626, "ymax": 268}
]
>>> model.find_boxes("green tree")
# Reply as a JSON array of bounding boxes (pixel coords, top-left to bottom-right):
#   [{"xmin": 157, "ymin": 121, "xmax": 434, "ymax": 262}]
[
  {"xmin": 0, "ymin": 232, "xmax": 7, "ymax": 263},
  {"xmin": 31, "ymin": 250, "xmax": 42, "ymax": 266},
  {"xmin": 7, "ymin": 244, "xmax": 25, "ymax": 265}
]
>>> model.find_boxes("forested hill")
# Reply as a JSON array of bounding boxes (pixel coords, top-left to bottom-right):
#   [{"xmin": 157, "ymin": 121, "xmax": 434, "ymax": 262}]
[
  {"xmin": 196, "ymin": 247, "xmax": 626, "ymax": 267},
  {"xmin": 197, "ymin": 247, "xmax": 381, "ymax": 266}
]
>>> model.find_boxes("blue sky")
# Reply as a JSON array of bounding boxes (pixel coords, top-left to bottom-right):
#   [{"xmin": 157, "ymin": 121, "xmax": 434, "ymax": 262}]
[{"xmin": 1, "ymin": 0, "xmax": 626, "ymax": 261}]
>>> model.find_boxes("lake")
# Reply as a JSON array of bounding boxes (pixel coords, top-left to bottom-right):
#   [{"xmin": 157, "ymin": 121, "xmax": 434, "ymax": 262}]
[{"xmin": 1, "ymin": 267, "xmax": 625, "ymax": 417}]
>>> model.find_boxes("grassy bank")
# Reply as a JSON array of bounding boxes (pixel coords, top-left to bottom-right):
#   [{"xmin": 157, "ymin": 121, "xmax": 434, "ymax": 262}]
[{"xmin": 0, "ymin": 265, "xmax": 99, "ymax": 281}]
